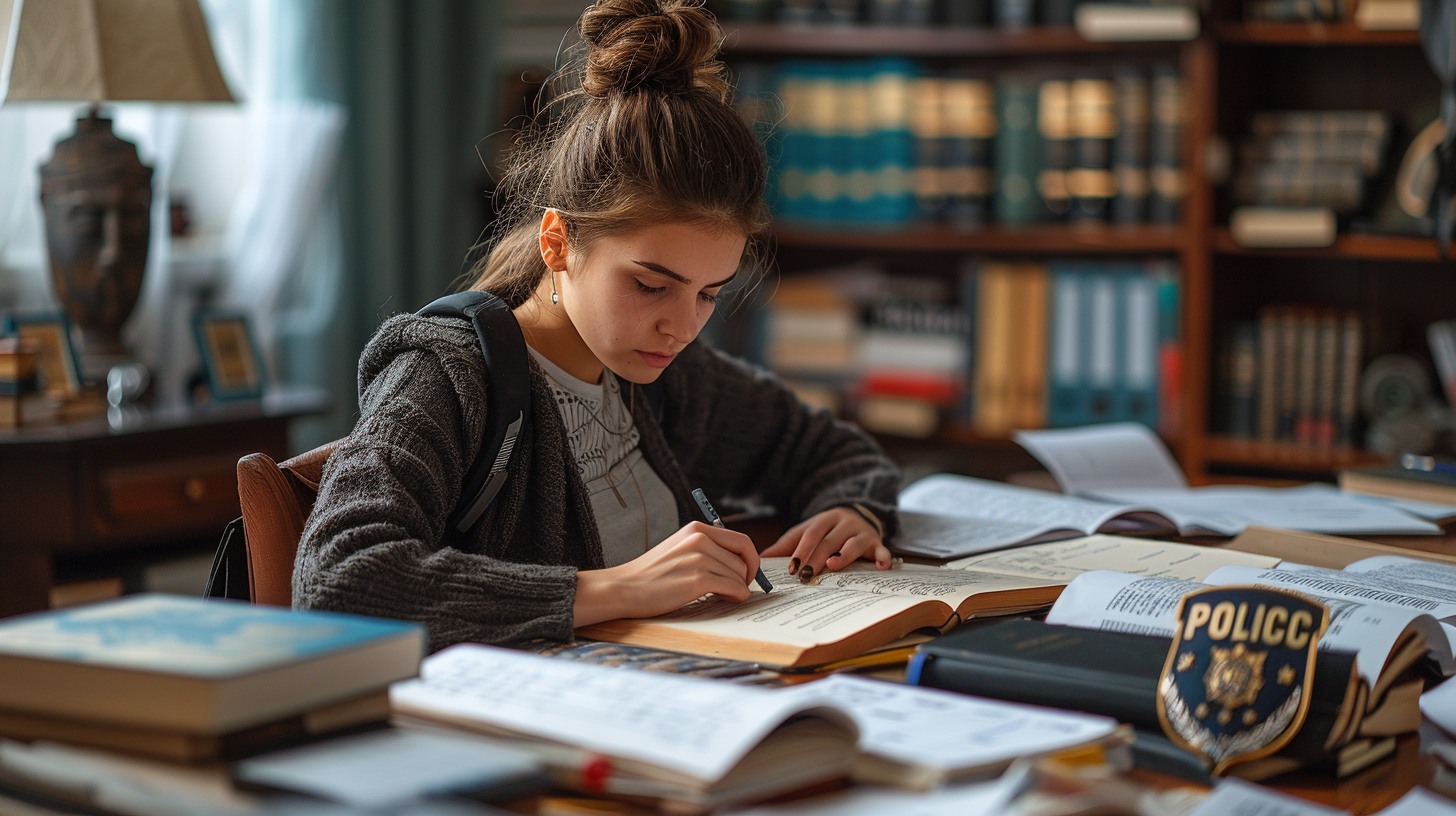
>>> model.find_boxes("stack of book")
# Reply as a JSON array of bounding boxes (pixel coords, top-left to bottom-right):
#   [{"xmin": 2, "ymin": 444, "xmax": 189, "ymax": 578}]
[
  {"xmin": 0, "ymin": 595, "xmax": 424, "ymax": 764},
  {"xmin": 753, "ymin": 257, "xmax": 1183, "ymax": 439},
  {"xmin": 977, "ymin": 259, "xmax": 1180, "ymax": 437},
  {"xmin": 744, "ymin": 61, "xmax": 1187, "ymax": 230},
  {"xmin": 0, "ymin": 337, "xmax": 39, "ymax": 429},
  {"xmin": 1217, "ymin": 305, "xmax": 1363, "ymax": 449},
  {"xmin": 1232, "ymin": 111, "xmax": 1390, "ymax": 215},
  {"xmin": 721, "ymin": 0, "xmax": 1105, "ymax": 26}
]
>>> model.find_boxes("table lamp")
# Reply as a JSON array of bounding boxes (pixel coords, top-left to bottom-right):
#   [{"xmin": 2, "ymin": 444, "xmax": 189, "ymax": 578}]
[{"xmin": 0, "ymin": 0, "xmax": 233, "ymax": 385}]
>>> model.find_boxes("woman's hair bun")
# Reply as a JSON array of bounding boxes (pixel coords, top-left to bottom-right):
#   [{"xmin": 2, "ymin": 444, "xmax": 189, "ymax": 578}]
[{"xmin": 578, "ymin": 0, "xmax": 728, "ymax": 99}]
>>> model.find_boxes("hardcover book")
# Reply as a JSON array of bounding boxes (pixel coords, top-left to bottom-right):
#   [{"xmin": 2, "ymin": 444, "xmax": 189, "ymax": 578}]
[{"xmin": 0, "ymin": 594, "xmax": 424, "ymax": 733}]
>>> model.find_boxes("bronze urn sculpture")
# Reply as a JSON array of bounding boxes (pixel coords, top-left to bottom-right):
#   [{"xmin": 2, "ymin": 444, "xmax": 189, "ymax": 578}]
[{"xmin": 38, "ymin": 111, "xmax": 153, "ymax": 384}]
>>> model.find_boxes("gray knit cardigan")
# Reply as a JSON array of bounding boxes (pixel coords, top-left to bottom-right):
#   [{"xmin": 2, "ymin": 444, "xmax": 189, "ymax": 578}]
[{"xmin": 292, "ymin": 312, "xmax": 902, "ymax": 652}]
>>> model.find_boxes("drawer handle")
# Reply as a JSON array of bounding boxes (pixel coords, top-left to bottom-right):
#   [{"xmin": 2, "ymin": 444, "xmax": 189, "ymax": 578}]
[{"xmin": 183, "ymin": 477, "xmax": 207, "ymax": 504}]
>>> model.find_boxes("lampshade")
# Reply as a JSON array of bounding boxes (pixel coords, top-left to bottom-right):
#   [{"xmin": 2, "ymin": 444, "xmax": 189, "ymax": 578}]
[{"xmin": 0, "ymin": 0, "xmax": 233, "ymax": 104}]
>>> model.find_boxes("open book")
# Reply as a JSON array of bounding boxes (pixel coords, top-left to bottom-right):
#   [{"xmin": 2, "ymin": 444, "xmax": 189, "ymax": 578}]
[
  {"xmin": 1046, "ymin": 554, "xmax": 1456, "ymax": 739},
  {"xmin": 1011, "ymin": 423, "xmax": 1441, "ymax": 538},
  {"xmin": 578, "ymin": 537, "xmax": 1281, "ymax": 669},
  {"xmin": 390, "ymin": 644, "xmax": 1123, "ymax": 808}
]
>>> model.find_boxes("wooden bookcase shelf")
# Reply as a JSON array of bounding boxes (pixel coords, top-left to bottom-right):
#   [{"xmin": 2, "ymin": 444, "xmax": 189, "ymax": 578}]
[
  {"xmin": 1204, "ymin": 436, "xmax": 1388, "ymax": 471},
  {"xmin": 722, "ymin": 23, "xmax": 1178, "ymax": 56},
  {"xmin": 776, "ymin": 224, "xmax": 1189, "ymax": 253},
  {"xmin": 1211, "ymin": 229, "xmax": 1447, "ymax": 262},
  {"xmin": 721, "ymin": 8, "xmax": 1441, "ymax": 483},
  {"xmin": 1216, "ymin": 22, "xmax": 1423, "ymax": 45}
]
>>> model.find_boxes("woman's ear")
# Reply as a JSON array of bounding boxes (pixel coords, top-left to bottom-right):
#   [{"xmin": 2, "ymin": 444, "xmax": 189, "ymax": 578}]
[{"xmin": 539, "ymin": 209, "xmax": 569, "ymax": 272}]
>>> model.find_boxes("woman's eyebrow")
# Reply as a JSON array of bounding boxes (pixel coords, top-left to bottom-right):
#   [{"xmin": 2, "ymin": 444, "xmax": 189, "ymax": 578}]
[{"xmin": 634, "ymin": 260, "xmax": 736, "ymax": 288}]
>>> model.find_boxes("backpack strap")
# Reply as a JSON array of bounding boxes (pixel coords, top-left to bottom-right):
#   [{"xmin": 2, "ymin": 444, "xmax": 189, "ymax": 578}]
[{"xmin": 417, "ymin": 291, "xmax": 531, "ymax": 538}]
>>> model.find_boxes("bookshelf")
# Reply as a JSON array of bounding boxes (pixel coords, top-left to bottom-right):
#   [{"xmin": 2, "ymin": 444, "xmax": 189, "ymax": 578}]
[{"xmin": 718, "ymin": 3, "xmax": 1447, "ymax": 485}]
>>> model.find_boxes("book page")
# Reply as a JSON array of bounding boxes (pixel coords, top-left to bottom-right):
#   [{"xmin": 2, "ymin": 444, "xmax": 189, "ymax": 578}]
[
  {"xmin": 388, "ymin": 645, "xmax": 849, "ymax": 784},
  {"xmin": 1187, "ymin": 778, "xmax": 1347, "ymax": 816},
  {"xmin": 1204, "ymin": 566, "xmax": 1453, "ymax": 683},
  {"xmin": 1207, "ymin": 564, "xmax": 1456, "ymax": 622},
  {"xmin": 1089, "ymin": 484, "xmax": 1442, "ymax": 537},
  {"xmin": 1014, "ymin": 423, "xmax": 1188, "ymax": 495},
  {"xmin": 1341, "ymin": 556, "xmax": 1456, "ymax": 603},
  {"xmin": 946, "ymin": 535, "xmax": 1281, "ymax": 583},
  {"xmin": 1044, "ymin": 570, "xmax": 1200, "ymax": 637},
  {"xmin": 1050, "ymin": 569, "xmax": 1452, "ymax": 688},
  {"xmin": 634, "ymin": 561, "xmax": 1051, "ymax": 650},
  {"xmin": 895, "ymin": 475, "xmax": 1171, "ymax": 558},
  {"xmin": 734, "ymin": 775, "xmax": 1022, "ymax": 816},
  {"xmin": 775, "ymin": 675, "xmax": 1118, "ymax": 775}
]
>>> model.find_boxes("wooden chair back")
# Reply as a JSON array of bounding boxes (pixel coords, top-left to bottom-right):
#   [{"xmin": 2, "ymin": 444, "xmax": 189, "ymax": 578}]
[{"xmin": 236, "ymin": 439, "xmax": 340, "ymax": 606}]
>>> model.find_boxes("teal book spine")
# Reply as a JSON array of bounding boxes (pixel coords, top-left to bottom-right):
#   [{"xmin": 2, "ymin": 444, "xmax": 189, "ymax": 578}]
[
  {"xmin": 869, "ymin": 59, "xmax": 916, "ymax": 226},
  {"xmin": 842, "ymin": 62, "xmax": 876, "ymax": 225},
  {"xmin": 994, "ymin": 74, "xmax": 1041, "ymax": 226},
  {"xmin": 1046, "ymin": 260, "xmax": 1085, "ymax": 427},
  {"xmin": 1084, "ymin": 265, "xmax": 1120, "ymax": 424},
  {"xmin": 1119, "ymin": 263, "xmax": 1159, "ymax": 428},
  {"xmin": 773, "ymin": 62, "xmax": 809, "ymax": 224}
]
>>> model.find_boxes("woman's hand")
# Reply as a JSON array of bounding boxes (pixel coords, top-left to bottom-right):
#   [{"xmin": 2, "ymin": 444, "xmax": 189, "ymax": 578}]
[
  {"xmin": 760, "ymin": 507, "xmax": 891, "ymax": 583},
  {"xmin": 573, "ymin": 521, "xmax": 760, "ymax": 627}
]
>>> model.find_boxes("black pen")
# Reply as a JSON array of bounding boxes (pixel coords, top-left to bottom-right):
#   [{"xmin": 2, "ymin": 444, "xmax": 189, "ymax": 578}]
[{"xmin": 692, "ymin": 488, "xmax": 773, "ymax": 594}]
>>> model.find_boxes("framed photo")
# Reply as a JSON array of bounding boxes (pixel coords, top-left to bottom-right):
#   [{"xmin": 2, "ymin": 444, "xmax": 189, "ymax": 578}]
[
  {"xmin": 1, "ymin": 312, "xmax": 82, "ymax": 397},
  {"xmin": 194, "ymin": 311, "xmax": 266, "ymax": 401}
]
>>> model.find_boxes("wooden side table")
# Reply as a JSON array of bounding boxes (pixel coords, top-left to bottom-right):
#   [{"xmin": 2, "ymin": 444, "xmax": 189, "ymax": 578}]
[{"xmin": 0, "ymin": 389, "xmax": 327, "ymax": 617}]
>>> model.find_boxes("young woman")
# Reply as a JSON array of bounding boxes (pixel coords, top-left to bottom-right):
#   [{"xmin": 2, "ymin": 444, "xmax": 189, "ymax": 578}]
[{"xmin": 293, "ymin": 0, "xmax": 902, "ymax": 652}]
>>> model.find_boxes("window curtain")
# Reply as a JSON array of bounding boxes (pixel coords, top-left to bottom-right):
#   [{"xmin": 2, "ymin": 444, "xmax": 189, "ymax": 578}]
[{"xmin": 261, "ymin": 0, "xmax": 506, "ymax": 452}]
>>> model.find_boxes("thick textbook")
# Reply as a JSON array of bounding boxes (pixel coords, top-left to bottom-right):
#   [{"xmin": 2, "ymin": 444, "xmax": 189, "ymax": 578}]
[
  {"xmin": 0, "ymin": 594, "xmax": 424, "ymax": 732},
  {"xmin": 390, "ymin": 644, "xmax": 1123, "ymax": 807},
  {"xmin": 579, "ymin": 540, "xmax": 1279, "ymax": 668},
  {"xmin": 907, "ymin": 618, "xmax": 1374, "ymax": 780},
  {"xmin": 0, "ymin": 690, "xmax": 389, "ymax": 763}
]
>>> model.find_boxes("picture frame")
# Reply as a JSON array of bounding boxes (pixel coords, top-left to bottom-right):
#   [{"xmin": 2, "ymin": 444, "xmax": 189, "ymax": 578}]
[
  {"xmin": 193, "ymin": 311, "xmax": 266, "ymax": 401},
  {"xmin": 1, "ymin": 312, "xmax": 83, "ymax": 398}
]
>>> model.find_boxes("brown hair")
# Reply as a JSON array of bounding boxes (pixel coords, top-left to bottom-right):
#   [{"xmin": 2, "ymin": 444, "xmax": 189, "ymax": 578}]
[{"xmin": 467, "ymin": 0, "xmax": 771, "ymax": 306}]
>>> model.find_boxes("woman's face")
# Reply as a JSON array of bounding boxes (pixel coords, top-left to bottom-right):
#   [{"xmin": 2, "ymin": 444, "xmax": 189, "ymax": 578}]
[{"xmin": 559, "ymin": 221, "xmax": 746, "ymax": 383}]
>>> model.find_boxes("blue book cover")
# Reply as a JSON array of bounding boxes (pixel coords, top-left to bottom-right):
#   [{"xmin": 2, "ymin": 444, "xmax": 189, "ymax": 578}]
[
  {"xmin": 1118, "ymin": 263, "xmax": 1160, "ymax": 428},
  {"xmin": 1046, "ymin": 260, "xmax": 1085, "ymax": 427},
  {"xmin": 1084, "ymin": 265, "xmax": 1120, "ymax": 424},
  {"xmin": 868, "ymin": 58, "xmax": 917, "ymax": 227},
  {"xmin": 0, "ymin": 594, "xmax": 423, "ymax": 678}
]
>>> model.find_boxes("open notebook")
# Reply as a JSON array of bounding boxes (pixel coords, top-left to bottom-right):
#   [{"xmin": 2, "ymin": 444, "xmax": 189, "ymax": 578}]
[
  {"xmin": 389, "ymin": 644, "xmax": 1124, "ymax": 808},
  {"xmin": 578, "ymin": 539, "xmax": 1279, "ymax": 669}
]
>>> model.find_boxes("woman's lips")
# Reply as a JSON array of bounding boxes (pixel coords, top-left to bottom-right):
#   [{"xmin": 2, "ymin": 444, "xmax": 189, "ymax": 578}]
[{"xmin": 637, "ymin": 350, "xmax": 676, "ymax": 368}]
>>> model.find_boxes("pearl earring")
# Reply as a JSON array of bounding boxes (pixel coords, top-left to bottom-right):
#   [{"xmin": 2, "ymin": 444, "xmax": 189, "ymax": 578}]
[{"xmin": 550, "ymin": 271, "xmax": 560, "ymax": 305}]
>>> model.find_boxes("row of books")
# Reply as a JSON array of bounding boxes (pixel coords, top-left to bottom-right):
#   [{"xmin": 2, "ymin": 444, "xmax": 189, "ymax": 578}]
[
  {"xmin": 756, "ymin": 258, "xmax": 1182, "ymax": 439},
  {"xmin": 1232, "ymin": 111, "xmax": 1391, "ymax": 214},
  {"xmin": 735, "ymin": 60, "xmax": 1187, "ymax": 229},
  {"xmin": 1247, "ymin": 0, "xmax": 1420, "ymax": 29},
  {"xmin": 1217, "ymin": 305, "xmax": 1364, "ymax": 448},
  {"xmin": 720, "ymin": 0, "xmax": 1093, "ymax": 26}
]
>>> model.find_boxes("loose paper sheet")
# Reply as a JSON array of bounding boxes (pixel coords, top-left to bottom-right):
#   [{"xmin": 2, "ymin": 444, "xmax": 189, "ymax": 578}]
[
  {"xmin": 896, "ymin": 475, "xmax": 1170, "ymax": 558},
  {"xmin": 774, "ymin": 675, "xmax": 1118, "ymax": 774},
  {"xmin": 1373, "ymin": 789, "xmax": 1456, "ymax": 816},
  {"xmin": 1090, "ymin": 485, "xmax": 1442, "ymax": 537},
  {"xmin": 731, "ymin": 775, "xmax": 1023, "ymax": 816},
  {"xmin": 389, "ymin": 644, "xmax": 846, "ymax": 783},
  {"xmin": 947, "ymin": 535, "xmax": 1280, "ymax": 583},
  {"xmin": 1187, "ymin": 778, "xmax": 1350, "ymax": 816},
  {"xmin": 1014, "ymin": 423, "xmax": 1189, "ymax": 495}
]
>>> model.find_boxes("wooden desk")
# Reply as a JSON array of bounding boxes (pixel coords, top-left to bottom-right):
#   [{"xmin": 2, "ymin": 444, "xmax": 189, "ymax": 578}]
[{"xmin": 0, "ymin": 389, "xmax": 326, "ymax": 617}]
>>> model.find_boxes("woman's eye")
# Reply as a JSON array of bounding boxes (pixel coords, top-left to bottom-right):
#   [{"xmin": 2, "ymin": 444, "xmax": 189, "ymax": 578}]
[
  {"xmin": 699, "ymin": 291, "xmax": 719, "ymax": 305},
  {"xmin": 635, "ymin": 280, "xmax": 666, "ymax": 295}
]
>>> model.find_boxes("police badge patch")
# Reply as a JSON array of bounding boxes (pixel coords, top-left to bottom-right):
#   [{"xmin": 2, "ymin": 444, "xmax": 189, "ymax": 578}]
[{"xmin": 1157, "ymin": 586, "xmax": 1329, "ymax": 775}]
